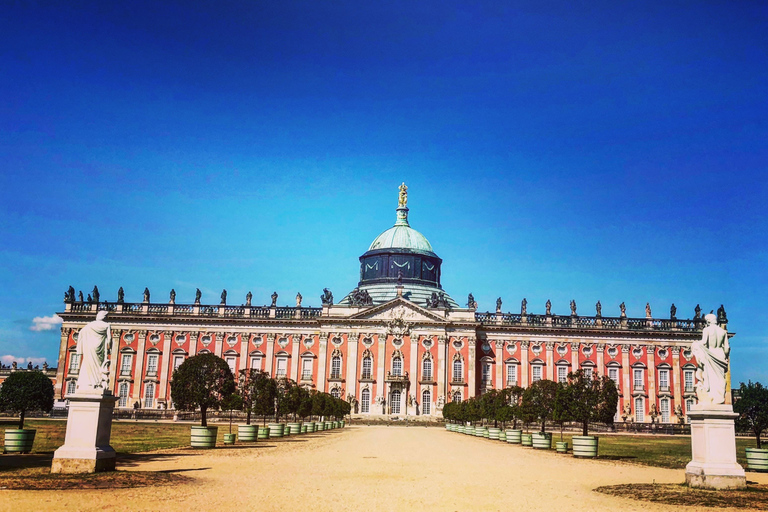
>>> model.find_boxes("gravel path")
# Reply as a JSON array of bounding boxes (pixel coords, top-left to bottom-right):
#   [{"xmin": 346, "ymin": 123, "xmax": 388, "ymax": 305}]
[{"xmin": 3, "ymin": 426, "xmax": 766, "ymax": 511}]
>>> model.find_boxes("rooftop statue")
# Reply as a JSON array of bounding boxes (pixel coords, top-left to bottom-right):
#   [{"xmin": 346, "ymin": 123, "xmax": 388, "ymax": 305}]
[
  {"xmin": 595, "ymin": 300, "xmax": 602, "ymax": 317},
  {"xmin": 169, "ymin": 289, "xmax": 176, "ymax": 304},
  {"xmin": 271, "ymin": 291, "xmax": 278, "ymax": 307},
  {"xmin": 143, "ymin": 287, "xmax": 150, "ymax": 303},
  {"xmin": 78, "ymin": 291, "xmax": 84, "ymax": 303},
  {"xmin": 296, "ymin": 292, "xmax": 302, "ymax": 308},
  {"xmin": 221, "ymin": 289, "xmax": 227, "ymax": 305},
  {"xmin": 645, "ymin": 302, "xmax": 652, "ymax": 318},
  {"xmin": 117, "ymin": 287, "xmax": 124, "ymax": 304},
  {"xmin": 691, "ymin": 313, "xmax": 730, "ymax": 405},
  {"xmin": 67, "ymin": 285, "xmax": 76, "ymax": 303},
  {"xmin": 717, "ymin": 304, "xmax": 728, "ymax": 324},
  {"xmin": 245, "ymin": 291, "xmax": 252, "ymax": 307},
  {"xmin": 521, "ymin": 298, "xmax": 527, "ymax": 316},
  {"xmin": 467, "ymin": 293, "xmax": 477, "ymax": 310},
  {"xmin": 694, "ymin": 304, "xmax": 702, "ymax": 319},
  {"xmin": 670, "ymin": 303, "xmax": 677, "ymax": 319},
  {"xmin": 87, "ymin": 294, "xmax": 92, "ymax": 303},
  {"xmin": 570, "ymin": 300, "xmax": 577, "ymax": 316},
  {"xmin": 619, "ymin": 302, "xmax": 626, "ymax": 317},
  {"xmin": 545, "ymin": 299, "xmax": 552, "ymax": 316},
  {"xmin": 92, "ymin": 286, "xmax": 100, "ymax": 304},
  {"xmin": 75, "ymin": 311, "xmax": 112, "ymax": 393},
  {"xmin": 496, "ymin": 297, "xmax": 502, "ymax": 313},
  {"xmin": 195, "ymin": 288, "xmax": 202, "ymax": 305},
  {"xmin": 321, "ymin": 288, "xmax": 333, "ymax": 306},
  {"xmin": 398, "ymin": 182, "xmax": 408, "ymax": 208},
  {"xmin": 349, "ymin": 288, "xmax": 373, "ymax": 306}
]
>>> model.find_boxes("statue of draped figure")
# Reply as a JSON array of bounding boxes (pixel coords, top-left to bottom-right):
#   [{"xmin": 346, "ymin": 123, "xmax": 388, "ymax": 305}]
[{"xmin": 75, "ymin": 311, "xmax": 112, "ymax": 393}]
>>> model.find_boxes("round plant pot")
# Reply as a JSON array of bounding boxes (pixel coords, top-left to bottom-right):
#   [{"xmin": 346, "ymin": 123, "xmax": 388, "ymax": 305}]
[
  {"xmin": 190, "ymin": 426, "xmax": 218, "ymax": 449},
  {"xmin": 301, "ymin": 424, "xmax": 308, "ymax": 434},
  {"xmin": 572, "ymin": 435, "xmax": 599, "ymax": 458},
  {"xmin": 306, "ymin": 421, "xmax": 316, "ymax": 432},
  {"xmin": 4, "ymin": 429, "xmax": 36, "ymax": 454},
  {"xmin": 531, "ymin": 432, "xmax": 552, "ymax": 450},
  {"xmin": 341, "ymin": 420, "xmax": 346, "ymax": 428},
  {"xmin": 499, "ymin": 430, "xmax": 507, "ymax": 442},
  {"xmin": 457, "ymin": 425, "xmax": 465, "ymax": 434},
  {"xmin": 287, "ymin": 422, "xmax": 302, "ymax": 435},
  {"xmin": 556, "ymin": 441, "xmax": 568, "ymax": 453},
  {"xmin": 324, "ymin": 421, "xmax": 332, "ymax": 430},
  {"xmin": 257, "ymin": 426, "xmax": 270, "ymax": 439},
  {"xmin": 316, "ymin": 421, "xmax": 325, "ymax": 432},
  {"xmin": 521, "ymin": 433, "xmax": 533, "ymax": 447},
  {"xmin": 488, "ymin": 427, "xmax": 501, "ymax": 440},
  {"xmin": 332, "ymin": 421, "xmax": 338, "ymax": 429},
  {"xmin": 465, "ymin": 425, "xmax": 474, "ymax": 436},
  {"xmin": 445, "ymin": 423, "xmax": 452, "ymax": 431},
  {"xmin": 237, "ymin": 425, "xmax": 258, "ymax": 443},
  {"xmin": 746, "ymin": 447, "xmax": 768, "ymax": 472},
  {"xmin": 223, "ymin": 433, "xmax": 236, "ymax": 445},
  {"xmin": 506, "ymin": 429, "xmax": 522, "ymax": 444},
  {"xmin": 268, "ymin": 423, "xmax": 285, "ymax": 438},
  {"xmin": 475, "ymin": 426, "xmax": 486, "ymax": 437}
]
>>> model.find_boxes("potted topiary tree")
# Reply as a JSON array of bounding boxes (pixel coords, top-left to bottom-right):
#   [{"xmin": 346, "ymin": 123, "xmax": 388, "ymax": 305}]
[
  {"xmin": 252, "ymin": 374, "xmax": 277, "ymax": 439},
  {"xmin": 566, "ymin": 369, "xmax": 618, "ymax": 458},
  {"xmin": 170, "ymin": 353, "xmax": 235, "ymax": 448},
  {"xmin": 311, "ymin": 391, "xmax": 326, "ymax": 431},
  {"xmin": 298, "ymin": 391, "xmax": 314, "ymax": 433},
  {"xmin": 0, "ymin": 370, "xmax": 54, "ymax": 453},
  {"xmin": 284, "ymin": 383, "xmax": 305, "ymax": 435},
  {"xmin": 735, "ymin": 380, "xmax": 768, "ymax": 472},
  {"xmin": 505, "ymin": 385, "xmax": 524, "ymax": 444},
  {"xmin": 552, "ymin": 382, "xmax": 573, "ymax": 453},
  {"xmin": 270, "ymin": 377, "xmax": 294, "ymax": 437},
  {"xmin": 524, "ymin": 379, "xmax": 559, "ymax": 449},
  {"xmin": 495, "ymin": 396, "xmax": 514, "ymax": 442},
  {"xmin": 221, "ymin": 392, "xmax": 242, "ymax": 445},
  {"xmin": 236, "ymin": 369, "xmax": 268, "ymax": 442}
]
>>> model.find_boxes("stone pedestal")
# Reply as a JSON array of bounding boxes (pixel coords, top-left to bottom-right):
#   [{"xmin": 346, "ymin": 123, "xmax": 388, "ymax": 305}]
[
  {"xmin": 685, "ymin": 404, "xmax": 746, "ymax": 489},
  {"xmin": 51, "ymin": 392, "xmax": 118, "ymax": 474}
]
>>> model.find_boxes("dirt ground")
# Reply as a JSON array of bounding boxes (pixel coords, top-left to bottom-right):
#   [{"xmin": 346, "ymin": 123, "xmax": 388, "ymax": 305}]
[{"xmin": 3, "ymin": 426, "xmax": 767, "ymax": 512}]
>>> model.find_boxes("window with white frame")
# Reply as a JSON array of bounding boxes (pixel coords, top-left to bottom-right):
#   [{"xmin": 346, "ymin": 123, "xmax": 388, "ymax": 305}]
[
  {"xmin": 635, "ymin": 397, "xmax": 644, "ymax": 423},
  {"xmin": 660, "ymin": 398, "xmax": 670, "ymax": 423},
  {"xmin": 173, "ymin": 355, "xmax": 184, "ymax": 371},
  {"xmin": 684, "ymin": 370, "xmax": 695, "ymax": 392},
  {"xmin": 659, "ymin": 369, "xmax": 669, "ymax": 390},
  {"xmin": 633, "ymin": 368, "xmax": 644, "ymax": 390},
  {"xmin": 250, "ymin": 356, "xmax": 262, "ymax": 370},
  {"xmin": 392, "ymin": 356, "xmax": 402, "ymax": 376},
  {"xmin": 362, "ymin": 356, "xmax": 372, "ymax": 379},
  {"xmin": 276, "ymin": 358, "xmax": 287, "ymax": 377},
  {"xmin": 331, "ymin": 388, "xmax": 340, "ymax": 399},
  {"xmin": 390, "ymin": 389, "xmax": 401, "ymax": 414},
  {"xmin": 146, "ymin": 354, "xmax": 159, "ymax": 375},
  {"xmin": 557, "ymin": 366, "xmax": 568, "ymax": 383},
  {"xmin": 582, "ymin": 367, "xmax": 593, "ymax": 380},
  {"xmin": 608, "ymin": 367, "xmax": 620, "ymax": 389},
  {"xmin": 685, "ymin": 398, "xmax": 695, "ymax": 418},
  {"xmin": 452, "ymin": 390, "xmax": 462, "ymax": 403},
  {"xmin": 361, "ymin": 389, "xmax": 370, "ymax": 413},
  {"xmin": 225, "ymin": 356, "xmax": 237, "ymax": 374},
  {"xmin": 531, "ymin": 365, "xmax": 542, "ymax": 382},
  {"xmin": 118, "ymin": 382, "xmax": 129, "ymax": 407},
  {"xmin": 69, "ymin": 352, "xmax": 80, "ymax": 373},
  {"xmin": 144, "ymin": 383, "xmax": 155, "ymax": 409},
  {"xmin": 453, "ymin": 360, "xmax": 463, "ymax": 382},
  {"xmin": 422, "ymin": 358, "xmax": 432, "ymax": 381},
  {"xmin": 120, "ymin": 354, "xmax": 133, "ymax": 374},
  {"xmin": 507, "ymin": 364, "xmax": 517, "ymax": 385},
  {"xmin": 302, "ymin": 358, "xmax": 312, "ymax": 380},
  {"xmin": 331, "ymin": 356, "xmax": 342, "ymax": 378},
  {"xmin": 66, "ymin": 380, "xmax": 76, "ymax": 396},
  {"xmin": 422, "ymin": 390, "xmax": 431, "ymax": 415},
  {"xmin": 482, "ymin": 362, "xmax": 492, "ymax": 385}
]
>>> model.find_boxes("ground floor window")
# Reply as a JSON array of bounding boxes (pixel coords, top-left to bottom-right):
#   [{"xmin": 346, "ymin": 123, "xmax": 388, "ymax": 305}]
[
  {"xmin": 660, "ymin": 398, "xmax": 670, "ymax": 423},
  {"xmin": 531, "ymin": 365, "xmax": 542, "ymax": 382},
  {"xmin": 361, "ymin": 389, "xmax": 370, "ymax": 413},
  {"xmin": 331, "ymin": 388, "xmax": 340, "ymax": 399},
  {"xmin": 66, "ymin": 380, "xmax": 76, "ymax": 396},
  {"xmin": 422, "ymin": 390, "xmax": 431, "ymax": 415},
  {"xmin": 685, "ymin": 398, "xmax": 695, "ymax": 421},
  {"xmin": 635, "ymin": 397, "xmax": 644, "ymax": 423},
  {"xmin": 390, "ymin": 390, "xmax": 401, "ymax": 414},
  {"xmin": 557, "ymin": 365, "xmax": 567, "ymax": 383},
  {"xmin": 118, "ymin": 382, "xmax": 129, "ymax": 407},
  {"xmin": 144, "ymin": 383, "xmax": 155, "ymax": 409},
  {"xmin": 452, "ymin": 390, "xmax": 462, "ymax": 403}
]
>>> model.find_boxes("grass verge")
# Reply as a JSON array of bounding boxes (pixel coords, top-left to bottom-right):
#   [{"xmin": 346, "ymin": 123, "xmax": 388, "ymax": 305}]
[{"xmin": 595, "ymin": 483, "xmax": 768, "ymax": 509}]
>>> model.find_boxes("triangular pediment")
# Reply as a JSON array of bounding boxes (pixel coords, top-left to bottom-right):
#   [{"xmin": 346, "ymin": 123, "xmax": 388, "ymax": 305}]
[{"xmin": 348, "ymin": 297, "xmax": 448, "ymax": 323}]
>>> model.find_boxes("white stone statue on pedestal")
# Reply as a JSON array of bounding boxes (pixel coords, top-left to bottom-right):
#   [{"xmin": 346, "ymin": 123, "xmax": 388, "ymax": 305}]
[
  {"xmin": 691, "ymin": 313, "xmax": 729, "ymax": 405},
  {"xmin": 75, "ymin": 311, "xmax": 112, "ymax": 393}
]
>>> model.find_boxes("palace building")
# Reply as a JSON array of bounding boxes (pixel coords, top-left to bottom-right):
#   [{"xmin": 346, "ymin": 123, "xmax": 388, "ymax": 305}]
[{"xmin": 55, "ymin": 184, "xmax": 726, "ymax": 423}]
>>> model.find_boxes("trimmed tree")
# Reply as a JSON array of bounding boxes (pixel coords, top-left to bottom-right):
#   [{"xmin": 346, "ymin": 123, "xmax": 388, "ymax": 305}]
[
  {"xmin": 507, "ymin": 385, "xmax": 525, "ymax": 429},
  {"xmin": 552, "ymin": 382, "xmax": 573, "ymax": 441},
  {"xmin": 170, "ymin": 353, "xmax": 235, "ymax": 427},
  {"xmin": 0, "ymin": 370, "xmax": 54, "ymax": 429},
  {"xmin": 734, "ymin": 380, "xmax": 768, "ymax": 449},
  {"xmin": 523, "ymin": 379, "xmax": 559, "ymax": 433},
  {"xmin": 252, "ymin": 373, "xmax": 277, "ymax": 425},
  {"xmin": 222, "ymin": 392, "xmax": 243, "ymax": 434},
  {"xmin": 566, "ymin": 369, "xmax": 619, "ymax": 436},
  {"xmin": 237, "ymin": 369, "xmax": 270, "ymax": 425}
]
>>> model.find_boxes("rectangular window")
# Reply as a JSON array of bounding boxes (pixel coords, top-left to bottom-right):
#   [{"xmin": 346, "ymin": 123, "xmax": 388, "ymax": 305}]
[
  {"xmin": 250, "ymin": 356, "xmax": 262, "ymax": 370},
  {"xmin": 361, "ymin": 390, "xmax": 370, "ymax": 413},
  {"xmin": 143, "ymin": 384, "xmax": 154, "ymax": 409},
  {"xmin": 392, "ymin": 358, "xmax": 402, "ymax": 376},
  {"xmin": 362, "ymin": 357, "xmax": 372, "ymax": 379},
  {"xmin": 482, "ymin": 362, "xmax": 492, "ymax": 385},
  {"xmin": 635, "ymin": 398, "xmax": 645, "ymax": 423},
  {"xmin": 173, "ymin": 356, "xmax": 184, "ymax": 371},
  {"xmin": 660, "ymin": 399, "xmax": 670, "ymax": 423},
  {"xmin": 557, "ymin": 366, "xmax": 567, "ymax": 383},
  {"xmin": 684, "ymin": 370, "xmax": 694, "ymax": 392},
  {"xmin": 118, "ymin": 383, "xmax": 129, "ymax": 407},
  {"xmin": 608, "ymin": 368, "xmax": 620, "ymax": 389},
  {"xmin": 69, "ymin": 353, "xmax": 80, "ymax": 373},
  {"xmin": 531, "ymin": 365, "xmax": 542, "ymax": 382},
  {"xmin": 659, "ymin": 369, "xmax": 669, "ymax": 390},
  {"xmin": 66, "ymin": 380, "xmax": 76, "ymax": 395},
  {"xmin": 422, "ymin": 359, "xmax": 432, "ymax": 381},
  {"xmin": 226, "ymin": 356, "xmax": 237, "ymax": 374},
  {"xmin": 583, "ymin": 367, "xmax": 593, "ymax": 380},
  {"xmin": 331, "ymin": 357, "xmax": 342, "ymax": 378},
  {"xmin": 685, "ymin": 398, "xmax": 694, "ymax": 420},
  {"xmin": 302, "ymin": 359, "xmax": 312, "ymax": 380},
  {"xmin": 633, "ymin": 369, "xmax": 643, "ymax": 390},
  {"xmin": 120, "ymin": 354, "xmax": 133, "ymax": 374},
  {"xmin": 507, "ymin": 364, "xmax": 517, "ymax": 385},
  {"xmin": 453, "ymin": 361, "xmax": 463, "ymax": 382},
  {"xmin": 276, "ymin": 358, "xmax": 287, "ymax": 377},
  {"xmin": 146, "ymin": 354, "xmax": 158, "ymax": 375}
]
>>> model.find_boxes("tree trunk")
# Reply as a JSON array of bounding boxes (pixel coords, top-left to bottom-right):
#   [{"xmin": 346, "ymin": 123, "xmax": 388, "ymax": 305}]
[
  {"xmin": 541, "ymin": 420, "xmax": 546, "ymax": 433},
  {"xmin": 18, "ymin": 410, "xmax": 25, "ymax": 430},
  {"xmin": 582, "ymin": 421, "xmax": 588, "ymax": 436},
  {"xmin": 757, "ymin": 430, "xmax": 763, "ymax": 449},
  {"xmin": 246, "ymin": 408, "xmax": 251, "ymax": 425},
  {"xmin": 201, "ymin": 406, "xmax": 208, "ymax": 427}
]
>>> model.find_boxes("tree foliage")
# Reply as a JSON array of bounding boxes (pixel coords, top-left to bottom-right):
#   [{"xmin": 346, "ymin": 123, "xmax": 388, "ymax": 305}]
[
  {"xmin": 522, "ymin": 379, "xmax": 559, "ymax": 433},
  {"xmin": 170, "ymin": 353, "xmax": 235, "ymax": 427},
  {"xmin": 566, "ymin": 369, "xmax": 618, "ymax": 436},
  {"xmin": 0, "ymin": 370, "xmax": 54, "ymax": 429},
  {"xmin": 734, "ymin": 380, "xmax": 768, "ymax": 449}
]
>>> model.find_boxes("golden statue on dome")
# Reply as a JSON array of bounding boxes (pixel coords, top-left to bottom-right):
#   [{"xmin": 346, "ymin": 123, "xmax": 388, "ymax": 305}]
[{"xmin": 398, "ymin": 182, "xmax": 408, "ymax": 208}]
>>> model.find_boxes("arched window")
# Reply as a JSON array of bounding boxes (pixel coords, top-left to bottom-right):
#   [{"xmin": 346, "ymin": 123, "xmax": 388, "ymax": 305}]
[
  {"xmin": 118, "ymin": 382, "xmax": 129, "ymax": 407},
  {"xmin": 361, "ymin": 356, "xmax": 372, "ymax": 379},
  {"xmin": 390, "ymin": 389, "xmax": 401, "ymax": 414},
  {"xmin": 453, "ymin": 359, "xmax": 463, "ymax": 382},
  {"xmin": 361, "ymin": 389, "xmax": 370, "ymax": 413},
  {"xmin": 331, "ymin": 387, "xmax": 340, "ymax": 399},
  {"xmin": 635, "ymin": 397, "xmax": 644, "ymax": 423},
  {"xmin": 392, "ymin": 357, "xmax": 402, "ymax": 376},
  {"xmin": 422, "ymin": 358, "xmax": 432, "ymax": 380},
  {"xmin": 144, "ymin": 383, "xmax": 155, "ymax": 409},
  {"xmin": 452, "ymin": 390, "xmax": 462, "ymax": 403},
  {"xmin": 331, "ymin": 356, "xmax": 342, "ymax": 379},
  {"xmin": 422, "ymin": 389, "xmax": 431, "ymax": 415}
]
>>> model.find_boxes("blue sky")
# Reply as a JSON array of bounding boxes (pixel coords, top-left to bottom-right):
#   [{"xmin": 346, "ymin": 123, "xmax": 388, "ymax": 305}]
[{"xmin": 1, "ymin": 1, "xmax": 766, "ymax": 383}]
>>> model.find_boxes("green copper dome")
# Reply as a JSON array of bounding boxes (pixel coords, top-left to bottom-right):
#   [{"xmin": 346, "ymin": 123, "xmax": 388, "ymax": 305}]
[{"xmin": 368, "ymin": 224, "xmax": 434, "ymax": 253}]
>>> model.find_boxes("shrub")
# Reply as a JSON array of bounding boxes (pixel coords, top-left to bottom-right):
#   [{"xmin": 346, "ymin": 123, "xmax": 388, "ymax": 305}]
[
  {"xmin": 734, "ymin": 380, "xmax": 768, "ymax": 449},
  {"xmin": 170, "ymin": 353, "xmax": 235, "ymax": 427},
  {"xmin": 0, "ymin": 370, "xmax": 54, "ymax": 429}
]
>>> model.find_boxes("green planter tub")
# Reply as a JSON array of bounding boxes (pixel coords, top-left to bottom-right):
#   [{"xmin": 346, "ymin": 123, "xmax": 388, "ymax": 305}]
[
  {"xmin": 457, "ymin": 425, "xmax": 465, "ymax": 434},
  {"xmin": 465, "ymin": 425, "xmax": 474, "ymax": 435},
  {"xmin": 257, "ymin": 426, "xmax": 270, "ymax": 439},
  {"xmin": 572, "ymin": 435, "xmax": 599, "ymax": 458},
  {"xmin": 190, "ymin": 426, "xmax": 218, "ymax": 449},
  {"xmin": 4, "ymin": 429, "xmax": 36, "ymax": 454},
  {"xmin": 306, "ymin": 421, "xmax": 316, "ymax": 432},
  {"xmin": 301, "ymin": 424, "xmax": 308, "ymax": 433},
  {"xmin": 531, "ymin": 432, "xmax": 552, "ymax": 450},
  {"xmin": 556, "ymin": 441, "xmax": 568, "ymax": 453},
  {"xmin": 446, "ymin": 423, "xmax": 452, "ymax": 431},
  {"xmin": 316, "ymin": 421, "xmax": 325, "ymax": 432},
  {"xmin": 238, "ymin": 424, "xmax": 258, "ymax": 442},
  {"xmin": 499, "ymin": 430, "xmax": 507, "ymax": 442},
  {"xmin": 475, "ymin": 426, "xmax": 486, "ymax": 437},
  {"xmin": 223, "ymin": 433, "xmax": 236, "ymax": 445},
  {"xmin": 268, "ymin": 423, "xmax": 285, "ymax": 438},
  {"xmin": 324, "ymin": 421, "xmax": 332, "ymax": 430},
  {"xmin": 521, "ymin": 433, "xmax": 533, "ymax": 447},
  {"xmin": 287, "ymin": 422, "xmax": 302, "ymax": 435},
  {"xmin": 332, "ymin": 421, "xmax": 338, "ymax": 429},
  {"xmin": 506, "ymin": 429, "xmax": 522, "ymax": 444},
  {"xmin": 488, "ymin": 427, "xmax": 501, "ymax": 440},
  {"xmin": 746, "ymin": 448, "xmax": 768, "ymax": 472}
]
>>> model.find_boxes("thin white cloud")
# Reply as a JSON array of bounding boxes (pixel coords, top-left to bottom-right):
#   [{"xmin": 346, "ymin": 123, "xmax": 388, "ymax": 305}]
[
  {"xmin": 1, "ymin": 355, "xmax": 48, "ymax": 367},
  {"xmin": 30, "ymin": 314, "xmax": 63, "ymax": 332}
]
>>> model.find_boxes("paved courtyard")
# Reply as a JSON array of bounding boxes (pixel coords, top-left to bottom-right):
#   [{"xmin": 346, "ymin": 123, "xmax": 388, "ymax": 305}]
[{"xmin": 3, "ymin": 426, "xmax": 766, "ymax": 511}]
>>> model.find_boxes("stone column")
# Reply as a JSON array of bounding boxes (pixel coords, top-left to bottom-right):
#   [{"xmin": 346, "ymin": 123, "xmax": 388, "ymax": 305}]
[
  {"xmin": 596, "ymin": 344, "xmax": 605, "ymax": 376},
  {"xmin": 214, "ymin": 332, "xmax": 224, "ymax": 357},
  {"xmin": 107, "ymin": 329, "xmax": 121, "ymax": 394},
  {"xmin": 571, "ymin": 342, "xmax": 580, "ymax": 373},
  {"xmin": 646, "ymin": 345, "xmax": 656, "ymax": 409},
  {"xmin": 131, "ymin": 330, "xmax": 147, "ymax": 405},
  {"xmin": 520, "ymin": 341, "xmax": 529, "ymax": 388},
  {"xmin": 672, "ymin": 346, "xmax": 682, "ymax": 420},
  {"xmin": 55, "ymin": 328, "xmax": 71, "ymax": 399},
  {"xmin": 265, "ymin": 334, "xmax": 275, "ymax": 376},
  {"xmin": 437, "ymin": 335, "xmax": 447, "ymax": 401},
  {"xmin": 347, "ymin": 333, "xmax": 359, "ymax": 399},
  {"xmin": 317, "ymin": 333, "xmax": 329, "ymax": 392},
  {"xmin": 290, "ymin": 334, "xmax": 301, "ymax": 381},
  {"xmin": 158, "ymin": 331, "xmax": 173, "ymax": 403},
  {"xmin": 467, "ymin": 337, "xmax": 476, "ymax": 398},
  {"xmin": 495, "ymin": 340, "xmax": 504, "ymax": 389},
  {"xmin": 621, "ymin": 345, "xmax": 631, "ymax": 412},
  {"xmin": 238, "ymin": 334, "xmax": 249, "ymax": 373},
  {"xmin": 409, "ymin": 335, "xmax": 418, "ymax": 413},
  {"xmin": 545, "ymin": 342, "xmax": 555, "ymax": 381},
  {"xmin": 376, "ymin": 334, "xmax": 386, "ymax": 402},
  {"xmin": 189, "ymin": 333, "xmax": 198, "ymax": 357}
]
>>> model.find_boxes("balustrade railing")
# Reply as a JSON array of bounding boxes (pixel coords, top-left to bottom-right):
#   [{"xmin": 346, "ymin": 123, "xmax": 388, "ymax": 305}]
[
  {"xmin": 250, "ymin": 307, "xmax": 270, "ymax": 318},
  {"xmin": 474, "ymin": 310, "xmax": 704, "ymax": 332},
  {"xmin": 275, "ymin": 308, "xmax": 294, "ymax": 319},
  {"xmin": 224, "ymin": 306, "xmax": 244, "ymax": 318},
  {"xmin": 199, "ymin": 306, "xmax": 217, "ymax": 316},
  {"xmin": 147, "ymin": 304, "xmax": 168, "ymax": 314},
  {"xmin": 174, "ymin": 305, "xmax": 194, "ymax": 314}
]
